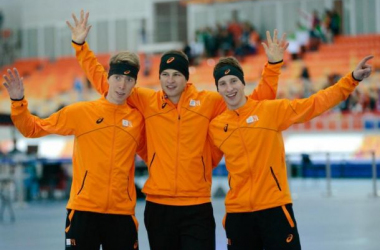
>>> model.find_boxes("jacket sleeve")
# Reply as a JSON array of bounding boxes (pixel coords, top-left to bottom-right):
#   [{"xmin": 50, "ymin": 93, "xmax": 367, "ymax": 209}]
[
  {"xmin": 126, "ymin": 87, "xmax": 156, "ymax": 114},
  {"xmin": 135, "ymin": 122, "xmax": 148, "ymax": 164},
  {"xmin": 202, "ymin": 90, "xmax": 226, "ymax": 120},
  {"xmin": 11, "ymin": 99, "xmax": 75, "ymax": 138},
  {"xmin": 208, "ymin": 134, "xmax": 224, "ymax": 168},
  {"xmin": 271, "ymin": 72, "xmax": 359, "ymax": 131},
  {"xmin": 73, "ymin": 42, "xmax": 109, "ymax": 95},
  {"xmin": 248, "ymin": 62, "xmax": 282, "ymax": 101}
]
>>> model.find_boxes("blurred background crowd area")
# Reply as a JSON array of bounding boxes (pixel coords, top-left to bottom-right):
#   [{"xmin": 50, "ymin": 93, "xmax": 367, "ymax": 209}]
[{"xmin": 0, "ymin": 0, "xmax": 379, "ymax": 119}]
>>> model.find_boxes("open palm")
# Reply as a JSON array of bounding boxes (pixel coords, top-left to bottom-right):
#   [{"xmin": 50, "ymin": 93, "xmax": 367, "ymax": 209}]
[
  {"xmin": 262, "ymin": 29, "xmax": 289, "ymax": 63},
  {"xmin": 66, "ymin": 10, "xmax": 92, "ymax": 44},
  {"xmin": 3, "ymin": 68, "xmax": 24, "ymax": 100}
]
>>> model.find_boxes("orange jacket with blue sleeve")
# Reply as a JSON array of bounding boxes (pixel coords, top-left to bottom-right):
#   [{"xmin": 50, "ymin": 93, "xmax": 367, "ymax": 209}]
[
  {"xmin": 73, "ymin": 42, "xmax": 281, "ymax": 206},
  {"xmin": 11, "ymin": 96, "xmax": 145, "ymax": 215},
  {"xmin": 209, "ymin": 73, "xmax": 359, "ymax": 213}
]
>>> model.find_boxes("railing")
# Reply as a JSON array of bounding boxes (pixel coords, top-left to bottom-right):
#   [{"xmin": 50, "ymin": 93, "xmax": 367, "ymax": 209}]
[
  {"xmin": 286, "ymin": 151, "xmax": 379, "ymax": 197},
  {"xmin": 213, "ymin": 151, "xmax": 380, "ymax": 198}
]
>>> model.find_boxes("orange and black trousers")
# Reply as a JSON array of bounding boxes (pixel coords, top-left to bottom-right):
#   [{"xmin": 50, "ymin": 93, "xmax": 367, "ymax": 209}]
[
  {"xmin": 65, "ymin": 209, "xmax": 138, "ymax": 250},
  {"xmin": 144, "ymin": 201, "xmax": 216, "ymax": 250},
  {"xmin": 224, "ymin": 204, "xmax": 301, "ymax": 250}
]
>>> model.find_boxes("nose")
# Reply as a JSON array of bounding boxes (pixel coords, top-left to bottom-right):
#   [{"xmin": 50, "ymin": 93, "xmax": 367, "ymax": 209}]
[
  {"xmin": 167, "ymin": 75, "xmax": 175, "ymax": 83},
  {"xmin": 119, "ymin": 80, "xmax": 127, "ymax": 89},
  {"xmin": 226, "ymin": 83, "xmax": 233, "ymax": 92}
]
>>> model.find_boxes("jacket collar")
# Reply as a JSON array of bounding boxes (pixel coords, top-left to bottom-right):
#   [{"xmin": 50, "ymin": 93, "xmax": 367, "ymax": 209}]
[
  {"xmin": 160, "ymin": 83, "xmax": 195, "ymax": 105},
  {"xmin": 225, "ymin": 97, "xmax": 255, "ymax": 117},
  {"xmin": 101, "ymin": 93, "xmax": 130, "ymax": 109}
]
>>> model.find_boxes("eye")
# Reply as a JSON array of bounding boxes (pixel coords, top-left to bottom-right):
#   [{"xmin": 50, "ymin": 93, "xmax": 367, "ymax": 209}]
[{"xmin": 218, "ymin": 82, "xmax": 225, "ymax": 86}]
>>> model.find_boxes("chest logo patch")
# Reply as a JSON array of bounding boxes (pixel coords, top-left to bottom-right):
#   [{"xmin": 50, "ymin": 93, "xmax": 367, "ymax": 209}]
[
  {"xmin": 246, "ymin": 115, "xmax": 259, "ymax": 124},
  {"xmin": 122, "ymin": 119, "xmax": 133, "ymax": 127},
  {"xmin": 189, "ymin": 99, "xmax": 201, "ymax": 107}
]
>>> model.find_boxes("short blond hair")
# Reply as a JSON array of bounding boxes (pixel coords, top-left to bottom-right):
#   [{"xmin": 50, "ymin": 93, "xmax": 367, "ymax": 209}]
[{"xmin": 109, "ymin": 51, "xmax": 140, "ymax": 71}]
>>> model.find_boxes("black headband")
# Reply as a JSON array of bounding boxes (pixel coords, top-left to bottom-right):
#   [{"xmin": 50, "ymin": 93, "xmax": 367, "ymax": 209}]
[
  {"xmin": 213, "ymin": 65, "xmax": 245, "ymax": 88},
  {"xmin": 108, "ymin": 63, "xmax": 139, "ymax": 80},
  {"xmin": 159, "ymin": 54, "xmax": 189, "ymax": 80}
]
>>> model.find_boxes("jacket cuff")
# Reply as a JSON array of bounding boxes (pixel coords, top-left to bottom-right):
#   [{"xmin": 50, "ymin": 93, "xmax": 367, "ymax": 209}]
[
  {"xmin": 264, "ymin": 61, "xmax": 283, "ymax": 74},
  {"xmin": 72, "ymin": 41, "xmax": 87, "ymax": 51},
  {"xmin": 11, "ymin": 98, "xmax": 28, "ymax": 113},
  {"xmin": 351, "ymin": 72, "xmax": 362, "ymax": 82},
  {"xmin": 345, "ymin": 72, "xmax": 359, "ymax": 87}
]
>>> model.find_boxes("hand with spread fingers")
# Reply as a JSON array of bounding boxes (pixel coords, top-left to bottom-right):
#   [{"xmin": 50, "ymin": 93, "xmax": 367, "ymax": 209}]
[
  {"xmin": 3, "ymin": 68, "xmax": 24, "ymax": 100},
  {"xmin": 66, "ymin": 9, "xmax": 92, "ymax": 44},
  {"xmin": 353, "ymin": 55, "xmax": 374, "ymax": 81},
  {"xmin": 261, "ymin": 29, "xmax": 289, "ymax": 63}
]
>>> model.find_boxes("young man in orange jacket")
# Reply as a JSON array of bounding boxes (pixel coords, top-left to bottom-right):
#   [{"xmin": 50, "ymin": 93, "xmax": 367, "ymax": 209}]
[
  {"xmin": 209, "ymin": 55, "xmax": 373, "ymax": 250},
  {"xmin": 68, "ymin": 10, "xmax": 288, "ymax": 250},
  {"xmin": 3, "ymin": 50, "xmax": 146, "ymax": 250}
]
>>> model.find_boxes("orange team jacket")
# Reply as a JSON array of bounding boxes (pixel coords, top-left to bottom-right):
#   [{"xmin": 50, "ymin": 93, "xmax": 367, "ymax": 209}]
[
  {"xmin": 73, "ymin": 42, "xmax": 282, "ymax": 206},
  {"xmin": 11, "ymin": 96, "xmax": 145, "ymax": 215},
  {"xmin": 209, "ymin": 73, "xmax": 359, "ymax": 213}
]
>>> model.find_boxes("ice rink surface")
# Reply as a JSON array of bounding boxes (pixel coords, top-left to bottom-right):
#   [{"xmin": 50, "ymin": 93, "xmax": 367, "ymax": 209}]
[{"xmin": 1, "ymin": 178, "xmax": 380, "ymax": 250}]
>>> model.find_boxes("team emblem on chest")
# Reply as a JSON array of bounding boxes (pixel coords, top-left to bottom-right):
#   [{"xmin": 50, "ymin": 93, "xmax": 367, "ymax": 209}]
[
  {"xmin": 189, "ymin": 99, "xmax": 201, "ymax": 107},
  {"xmin": 122, "ymin": 119, "xmax": 133, "ymax": 127},
  {"xmin": 246, "ymin": 115, "xmax": 259, "ymax": 124}
]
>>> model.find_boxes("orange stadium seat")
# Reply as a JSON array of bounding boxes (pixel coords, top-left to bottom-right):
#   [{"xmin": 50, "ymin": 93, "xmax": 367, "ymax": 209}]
[{"xmin": 1, "ymin": 34, "xmax": 379, "ymax": 105}]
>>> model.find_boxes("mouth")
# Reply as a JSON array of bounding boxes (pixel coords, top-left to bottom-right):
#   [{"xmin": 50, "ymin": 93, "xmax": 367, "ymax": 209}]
[
  {"xmin": 116, "ymin": 91, "xmax": 126, "ymax": 97},
  {"xmin": 226, "ymin": 92, "xmax": 237, "ymax": 98},
  {"xmin": 166, "ymin": 85, "xmax": 176, "ymax": 90}
]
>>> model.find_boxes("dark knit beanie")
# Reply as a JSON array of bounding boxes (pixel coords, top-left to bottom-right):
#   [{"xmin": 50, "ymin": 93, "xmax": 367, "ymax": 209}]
[{"xmin": 159, "ymin": 54, "xmax": 189, "ymax": 80}]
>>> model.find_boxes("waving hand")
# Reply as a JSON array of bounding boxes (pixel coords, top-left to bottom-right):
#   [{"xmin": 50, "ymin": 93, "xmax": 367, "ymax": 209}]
[
  {"xmin": 3, "ymin": 68, "xmax": 25, "ymax": 100},
  {"xmin": 66, "ymin": 10, "xmax": 92, "ymax": 44},
  {"xmin": 261, "ymin": 29, "xmax": 289, "ymax": 63}
]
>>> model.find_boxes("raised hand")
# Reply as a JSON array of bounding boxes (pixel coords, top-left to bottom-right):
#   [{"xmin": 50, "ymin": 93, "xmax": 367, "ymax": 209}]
[
  {"xmin": 261, "ymin": 29, "xmax": 289, "ymax": 63},
  {"xmin": 353, "ymin": 55, "xmax": 373, "ymax": 81},
  {"xmin": 66, "ymin": 10, "xmax": 92, "ymax": 44},
  {"xmin": 3, "ymin": 68, "xmax": 25, "ymax": 100}
]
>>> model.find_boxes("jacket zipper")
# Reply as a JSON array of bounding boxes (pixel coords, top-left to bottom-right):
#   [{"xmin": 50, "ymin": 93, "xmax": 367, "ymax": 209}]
[
  {"xmin": 201, "ymin": 156, "xmax": 207, "ymax": 182},
  {"xmin": 77, "ymin": 171, "xmax": 88, "ymax": 195},
  {"xmin": 105, "ymin": 109, "xmax": 117, "ymax": 211},
  {"xmin": 237, "ymin": 112, "xmax": 255, "ymax": 209},
  {"xmin": 174, "ymin": 95, "xmax": 184, "ymax": 195},
  {"xmin": 270, "ymin": 167, "xmax": 282, "ymax": 191}
]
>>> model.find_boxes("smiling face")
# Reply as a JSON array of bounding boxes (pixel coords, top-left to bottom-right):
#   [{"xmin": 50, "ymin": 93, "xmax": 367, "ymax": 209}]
[
  {"xmin": 160, "ymin": 69, "xmax": 187, "ymax": 104},
  {"xmin": 217, "ymin": 74, "xmax": 246, "ymax": 110},
  {"xmin": 106, "ymin": 74, "xmax": 136, "ymax": 104}
]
